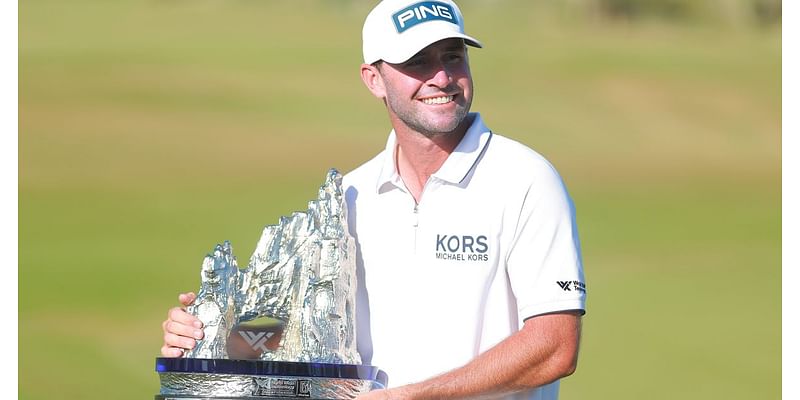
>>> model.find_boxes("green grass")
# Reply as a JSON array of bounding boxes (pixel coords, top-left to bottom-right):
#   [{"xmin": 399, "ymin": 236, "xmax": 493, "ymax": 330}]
[
  {"xmin": 563, "ymin": 179, "xmax": 780, "ymax": 399},
  {"xmin": 19, "ymin": 1, "xmax": 780, "ymax": 399}
]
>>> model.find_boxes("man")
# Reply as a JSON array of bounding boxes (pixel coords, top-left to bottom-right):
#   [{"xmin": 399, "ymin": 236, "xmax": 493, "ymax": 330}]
[{"xmin": 162, "ymin": 1, "xmax": 586, "ymax": 398}]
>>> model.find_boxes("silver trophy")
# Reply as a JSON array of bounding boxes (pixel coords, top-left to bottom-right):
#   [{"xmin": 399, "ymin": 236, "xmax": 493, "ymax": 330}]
[{"xmin": 156, "ymin": 169, "xmax": 387, "ymax": 399}]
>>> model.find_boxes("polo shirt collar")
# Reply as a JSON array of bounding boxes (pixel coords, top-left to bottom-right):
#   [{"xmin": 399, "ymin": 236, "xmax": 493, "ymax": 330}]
[{"xmin": 376, "ymin": 113, "xmax": 492, "ymax": 193}]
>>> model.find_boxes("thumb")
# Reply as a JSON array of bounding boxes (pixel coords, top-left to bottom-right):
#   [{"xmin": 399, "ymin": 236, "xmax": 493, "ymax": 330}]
[{"xmin": 178, "ymin": 292, "xmax": 197, "ymax": 307}]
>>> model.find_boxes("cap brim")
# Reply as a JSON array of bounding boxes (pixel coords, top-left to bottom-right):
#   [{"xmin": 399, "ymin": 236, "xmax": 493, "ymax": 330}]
[{"xmin": 379, "ymin": 32, "xmax": 483, "ymax": 64}]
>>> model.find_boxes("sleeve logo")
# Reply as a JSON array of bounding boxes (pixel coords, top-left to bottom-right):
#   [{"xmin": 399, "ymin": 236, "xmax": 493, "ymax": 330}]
[{"xmin": 557, "ymin": 280, "xmax": 586, "ymax": 293}]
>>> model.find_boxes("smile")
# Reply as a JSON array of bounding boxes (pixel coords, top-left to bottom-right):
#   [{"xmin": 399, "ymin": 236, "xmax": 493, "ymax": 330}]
[{"xmin": 420, "ymin": 95, "xmax": 454, "ymax": 105}]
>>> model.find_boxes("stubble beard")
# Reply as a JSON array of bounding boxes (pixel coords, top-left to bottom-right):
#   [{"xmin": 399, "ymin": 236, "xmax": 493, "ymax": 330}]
[{"xmin": 385, "ymin": 88, "xmax": 472, "ymax": 138}]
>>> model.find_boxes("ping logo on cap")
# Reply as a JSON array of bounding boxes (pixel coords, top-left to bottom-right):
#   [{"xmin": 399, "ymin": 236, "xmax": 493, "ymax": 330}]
[{"xmin": 392, "ymin": 1, "xmax": 457, "ymax": 33}]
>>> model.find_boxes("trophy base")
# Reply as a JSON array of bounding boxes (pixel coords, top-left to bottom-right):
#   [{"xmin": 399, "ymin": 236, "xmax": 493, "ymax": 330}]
[
  {"xmin": 156, "ymin": 396, "xmax": 366, "ymax": 400},
  {"xmin": 156, "ymin": 397, "xmax": 372, "ymax": 400},
  {"xmin": 156, "ymin": 358, "xmax": 388, "ymax": 400},
  {"xmin": 156, "ymin": 397, "xmax": 354, "ymax": 400}
]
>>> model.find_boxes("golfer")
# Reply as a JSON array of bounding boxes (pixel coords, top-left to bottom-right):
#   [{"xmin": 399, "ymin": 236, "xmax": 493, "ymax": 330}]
[{"xmin": 162, "ymin": 1, "xmax": 587, "ymax": 398}]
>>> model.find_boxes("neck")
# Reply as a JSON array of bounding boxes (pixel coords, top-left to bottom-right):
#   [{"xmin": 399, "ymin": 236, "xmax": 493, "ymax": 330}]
[{"xmin": 393, "ymin": 115, "xmax": 474, "ymax": 203}]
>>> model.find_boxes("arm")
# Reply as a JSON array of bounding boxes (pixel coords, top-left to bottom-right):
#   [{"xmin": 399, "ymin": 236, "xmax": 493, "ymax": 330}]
[
  {"xmin": 160, "ymin": 292, "xmax": 205, "ymax": 357},
  {"xmin": 359, "ymin": 311, "xmax": 582, "ymax": 400}
]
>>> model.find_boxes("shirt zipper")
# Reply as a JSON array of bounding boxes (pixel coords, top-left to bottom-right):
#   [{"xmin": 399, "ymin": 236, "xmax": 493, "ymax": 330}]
[
  {"xmin": 412, "ymin": 203, "xmax": 419, "ymax": 254},
  {"xmin": 404, "ymin": 179, "xmax": 430, "ymax": 255},
  {"xmin": 412, "ymin": 182, "xmax": 431, "ymax": 254}
]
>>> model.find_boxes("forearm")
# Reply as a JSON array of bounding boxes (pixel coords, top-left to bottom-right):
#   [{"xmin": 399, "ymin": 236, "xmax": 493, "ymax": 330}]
[{"xmin": 375, "ymin": 312, "xmax": 582, "ymax": 400}]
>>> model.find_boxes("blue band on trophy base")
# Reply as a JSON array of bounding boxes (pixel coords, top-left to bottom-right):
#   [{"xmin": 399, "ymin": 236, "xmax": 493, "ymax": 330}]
[
  {"xmin": 155, "ymin": 358, "xmax": 388, "ymax": 399},
  {"xmin": 156, "ymin": 358, "xmax": 388, "ymax": 385}
]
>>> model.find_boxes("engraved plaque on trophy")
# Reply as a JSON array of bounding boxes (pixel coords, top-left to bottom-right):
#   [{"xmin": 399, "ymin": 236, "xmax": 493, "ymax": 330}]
[{"xmin": 156, "ymin": 169, "xmax": 387, "ymax": 399}]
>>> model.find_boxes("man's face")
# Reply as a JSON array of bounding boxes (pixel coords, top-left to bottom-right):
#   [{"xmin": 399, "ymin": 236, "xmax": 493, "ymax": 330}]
[{"xmin": 377, "ymin": 38, "xmax": 473, "ymax": 137}]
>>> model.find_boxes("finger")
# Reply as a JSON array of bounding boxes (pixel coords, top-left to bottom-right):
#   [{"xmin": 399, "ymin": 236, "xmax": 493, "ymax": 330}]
[
  {"xmin": 163, "ymin": 331, "xmax": 198, "ymax": 350},
  {"xmin": 160, "ymin": 345, "xmax": 185, "ymax": 358},
  {"xmin": 168, "ymin": 307, "xmax": 204, "ymax": 329},
  {"xmin": 178, "ymin": 292, "xmax": 197, "ymax": 306},
  {"xmin": 164, "ymin": 318, "xmax": 205, "ymax": 341}
]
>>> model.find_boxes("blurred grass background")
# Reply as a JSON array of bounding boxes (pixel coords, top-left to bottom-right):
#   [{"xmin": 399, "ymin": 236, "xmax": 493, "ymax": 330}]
[{"xmin": 19, "ymin": 0, "xmax": 781, "ymax": 399}]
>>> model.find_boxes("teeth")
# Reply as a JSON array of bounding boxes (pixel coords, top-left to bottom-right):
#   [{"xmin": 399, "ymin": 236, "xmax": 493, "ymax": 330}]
[{"xmin": 421, "ymin": 96, "xmax": 453, "ymax": 105}]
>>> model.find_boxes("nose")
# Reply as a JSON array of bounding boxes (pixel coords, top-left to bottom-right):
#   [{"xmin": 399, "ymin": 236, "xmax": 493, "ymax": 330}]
[{"xmin": 428, "ymin": 63, "xmax": 453, "ymax": 88}]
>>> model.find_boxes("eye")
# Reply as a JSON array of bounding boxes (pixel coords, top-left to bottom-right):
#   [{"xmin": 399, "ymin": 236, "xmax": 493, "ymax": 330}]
[
  {"xmin": 404, "ymin": 57, "xmax": 427, "ymax": 67},
  {"xmin": 444, "ymin": 53, "xmax": 463, "ymax": 63}
]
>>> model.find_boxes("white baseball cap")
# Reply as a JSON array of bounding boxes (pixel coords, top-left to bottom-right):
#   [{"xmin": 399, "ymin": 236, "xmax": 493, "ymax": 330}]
[{"xmin": 362, "ymin": 0, "xmax": 483, "ymax": 64}]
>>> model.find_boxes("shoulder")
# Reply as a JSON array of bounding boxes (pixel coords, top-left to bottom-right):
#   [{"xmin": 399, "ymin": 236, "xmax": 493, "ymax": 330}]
[
  {"xmin": 482, "ymin": 133, "xmax": 566, "ymax": 190},
  {"xmin": 487, "ymin": 134, "xmax": 556, "ymax": 169}
]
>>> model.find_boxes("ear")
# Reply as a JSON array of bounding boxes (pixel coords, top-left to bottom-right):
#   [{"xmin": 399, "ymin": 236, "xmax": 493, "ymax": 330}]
[{"xmin": 360, "ymin": 63, "xmax": 386, "ymax": 99}]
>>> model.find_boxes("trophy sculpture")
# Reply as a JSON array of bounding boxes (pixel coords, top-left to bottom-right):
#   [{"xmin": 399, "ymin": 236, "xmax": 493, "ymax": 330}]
[{"xmin": 156, "ymin": 169, "xmax": 387, "ymax": 399}]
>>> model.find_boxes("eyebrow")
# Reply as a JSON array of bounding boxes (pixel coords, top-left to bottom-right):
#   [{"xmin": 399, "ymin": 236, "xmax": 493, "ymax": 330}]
[
  {"xmin": 414, "ymin": 44, "xmax": 466, "ymax": 58},
  {"xmin": 399, "ymin": 42, "xmax": 466, "ymax": 66},
  {"xmin": 444, "ymin": 43, "xmax": 466, "ymax": 51}
]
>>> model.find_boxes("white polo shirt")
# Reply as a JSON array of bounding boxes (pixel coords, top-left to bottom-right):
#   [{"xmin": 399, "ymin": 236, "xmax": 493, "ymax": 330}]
[{"xmin": 343, "ymin": 113, "xmax": 586, "ymax": 399}]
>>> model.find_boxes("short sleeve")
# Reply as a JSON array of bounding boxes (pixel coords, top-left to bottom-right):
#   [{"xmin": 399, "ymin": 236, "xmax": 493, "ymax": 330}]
[{"xmin": 506, "ymin": 164, "xmax": 586, "ymax": 326}]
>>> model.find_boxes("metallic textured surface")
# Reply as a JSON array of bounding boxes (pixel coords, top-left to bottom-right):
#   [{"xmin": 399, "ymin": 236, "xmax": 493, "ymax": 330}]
[
  {"xmin": 186, "ymin": 242, "xmax": 239, "ymax": 359},
  {"xmin": 159, "ymin": 372, "xmax": 383, "ymax": 399},
  {"xmin": 184, "ymin": 169, "xmax": 360, "ymax": 364}
]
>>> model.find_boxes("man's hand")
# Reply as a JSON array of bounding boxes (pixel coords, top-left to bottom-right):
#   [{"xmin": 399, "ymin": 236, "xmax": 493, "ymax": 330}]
[{"xmin": 160, "ymin": 292, "xmax": 204, "ymax": 357}]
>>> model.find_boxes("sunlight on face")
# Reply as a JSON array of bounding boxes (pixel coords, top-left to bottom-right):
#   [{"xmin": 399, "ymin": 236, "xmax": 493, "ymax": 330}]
[{"xmin": 378, "ymin": 39, "xmax": 474, "ymax": 137}]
